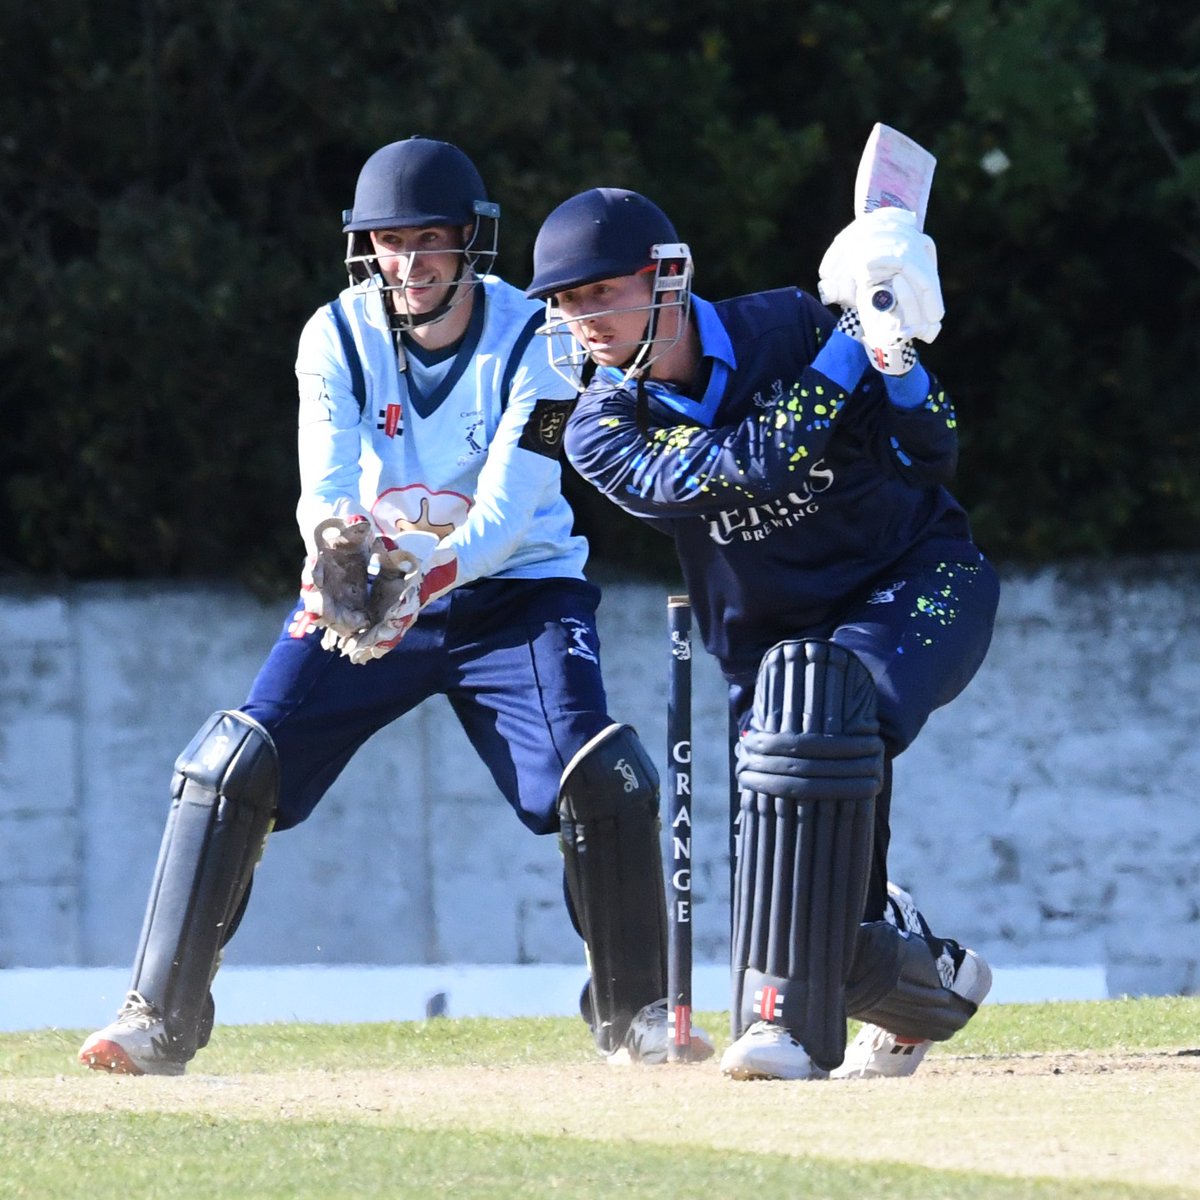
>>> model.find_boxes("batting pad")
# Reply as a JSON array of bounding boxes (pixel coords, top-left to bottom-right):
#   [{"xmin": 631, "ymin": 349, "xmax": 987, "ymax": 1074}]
[{"xmin": 731, "ymin": 641, "xmax": 880, "ymax": 1071}]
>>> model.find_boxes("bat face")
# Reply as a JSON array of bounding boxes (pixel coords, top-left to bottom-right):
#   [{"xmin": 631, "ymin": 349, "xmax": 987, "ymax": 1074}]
[{"xmin": 854, "ymin": 124, "xmax": 937, "ymax": 229}]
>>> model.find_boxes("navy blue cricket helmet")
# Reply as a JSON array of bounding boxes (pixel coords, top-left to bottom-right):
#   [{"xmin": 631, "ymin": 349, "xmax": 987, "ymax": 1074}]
[
  {"xmin": 526, "ymin": 188, "xmax": 678, "ymax": 300},
  {"xmin": 527, "ymin": 188, "xmax": 693, "ymax": 388},
  {"xmin": 344, "ymin": 137, "xmax": 490, "ymax": 232},
  {"xmin": 342, "ymin": 137, "xmax": 500, "ymax": 329}
]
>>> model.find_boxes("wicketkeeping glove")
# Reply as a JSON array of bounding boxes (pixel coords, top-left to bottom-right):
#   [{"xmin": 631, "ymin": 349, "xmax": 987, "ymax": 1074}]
[
  {"xmin": 335, "ymin": 531, "xmax": 460, "ymax": 665},
  {"xmin": 299, "ymin": 516, "xmax": 372, "ymax": 638},
  {"xmin": 817, "ymin": 207, "xmax": 944, "ymax": 375}
]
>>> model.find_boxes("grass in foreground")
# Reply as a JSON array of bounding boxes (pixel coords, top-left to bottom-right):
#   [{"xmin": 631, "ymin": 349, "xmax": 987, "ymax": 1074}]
[
  {"xmin": 0, "ymin": 1110, "xmax": 1173, "ymax": 1200},
  {"xmin": 0, "ymin": 997, "xmax": 1197, "ymax": 1200}
]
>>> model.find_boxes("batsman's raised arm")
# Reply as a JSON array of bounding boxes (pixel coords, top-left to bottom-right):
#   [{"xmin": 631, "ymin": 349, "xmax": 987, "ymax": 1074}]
[{"xmin": 561, "ymin": 311, "xmax": 890, "ymax": 518}]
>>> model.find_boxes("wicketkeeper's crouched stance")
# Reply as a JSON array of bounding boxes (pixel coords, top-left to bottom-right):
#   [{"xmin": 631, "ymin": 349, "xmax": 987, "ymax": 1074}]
[
  {"xmin": 79, "ymin": 135, "xmax": 714, "ymax": 1077},
  {"xmin": 80, "ymin": 701, "xmax": 702, "ymax": 1076}
]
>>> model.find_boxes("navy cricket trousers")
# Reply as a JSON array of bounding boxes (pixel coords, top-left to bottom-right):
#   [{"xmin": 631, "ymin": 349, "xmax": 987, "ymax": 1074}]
[{"xmin": 240, "ymin": 576, "xmax": 613, "ymax": 835}]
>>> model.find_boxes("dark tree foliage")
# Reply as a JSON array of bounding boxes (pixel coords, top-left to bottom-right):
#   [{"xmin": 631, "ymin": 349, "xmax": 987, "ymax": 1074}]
[{"xmin": 0, "ymin": 0, "xmax": 1196, "ymax": 587}]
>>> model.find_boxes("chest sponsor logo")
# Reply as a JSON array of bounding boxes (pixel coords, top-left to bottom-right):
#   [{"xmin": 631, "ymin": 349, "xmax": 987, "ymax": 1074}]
[{"xmin": 706, "ymin": 460, "xmax": 835, "ymax": 545}]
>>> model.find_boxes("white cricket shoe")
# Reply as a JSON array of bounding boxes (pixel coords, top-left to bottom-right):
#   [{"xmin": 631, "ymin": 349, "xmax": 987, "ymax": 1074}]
[
  {"xmin": 605, "ymin": 999, "xmax": 715, "ymax": 1066},
  {"xmin": 833, "ymin": 947, "xmax": 993, "ymax": 1080},
  {"xmin": 720, "ymin": 1020, "xmax": 829, "ymax": 1081},
  {"xmin": 78, "ymin": 991, "xmax": 188, "ymax": 1077}
]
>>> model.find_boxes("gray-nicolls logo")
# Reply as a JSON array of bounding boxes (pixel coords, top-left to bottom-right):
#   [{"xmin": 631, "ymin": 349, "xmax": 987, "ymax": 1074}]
[
  {"xmin": 753, "ymin": 984, "xmax": 787, "ymax": 1021},
  {"xmin": 614, "ymin": 757, "xmax": 639, "ymax": 792}
]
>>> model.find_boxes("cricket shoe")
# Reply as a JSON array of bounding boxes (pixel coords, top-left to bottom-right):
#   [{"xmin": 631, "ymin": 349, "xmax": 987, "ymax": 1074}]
[
  {"xmin": 720, "ymin": 1021, "xmax": 829, "ymax": 1081},
  {"xmin": 833, "ymin": 946, "xmax": 993, "ymax": 1080},
  {"xmin": 605, "ymin": 999, "xmax": 715, "ymax": 1066},
  {"xmin": 78, "ymin": 991, "xmax": 188, "ymax": 1077}
]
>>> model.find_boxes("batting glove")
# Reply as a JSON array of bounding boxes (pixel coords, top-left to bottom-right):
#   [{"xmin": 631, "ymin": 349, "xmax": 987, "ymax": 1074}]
[{"xmin": 818, "ymin": 207, "xmax": 944, "ymax": 375}]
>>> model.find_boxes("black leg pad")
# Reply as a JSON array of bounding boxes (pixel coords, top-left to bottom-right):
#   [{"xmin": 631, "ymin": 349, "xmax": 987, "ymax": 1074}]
[
  {"xmin": 130, "ymin": 710, "xmax": 278, "ymax": 1060},
  {"xmin": 559, "ymin": 723, "xmax": 667, "ymax": 1054},
  {"xmin": 731, "ymin": 641, "xmax": 881, "ymax": 1071},
  {"xmin": 847, "ymin": 921, "xmax": 979, "ymax": 1041}
]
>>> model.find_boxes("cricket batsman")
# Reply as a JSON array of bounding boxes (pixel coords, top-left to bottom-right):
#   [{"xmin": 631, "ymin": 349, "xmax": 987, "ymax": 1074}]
[{"xmin": 526, "ymin": 183, "xmax": 997, "ymax": 1080}]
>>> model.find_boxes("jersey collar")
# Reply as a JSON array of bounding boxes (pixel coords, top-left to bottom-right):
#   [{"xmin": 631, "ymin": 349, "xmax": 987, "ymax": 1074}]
[{"xmin": 592, "ymin": 296, "xmax": 736, "ymax": 426}]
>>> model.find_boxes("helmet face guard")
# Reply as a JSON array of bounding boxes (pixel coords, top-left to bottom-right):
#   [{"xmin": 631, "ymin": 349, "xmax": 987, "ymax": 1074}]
[
  {"xmin": 526, "ymin": 189, "xmax": 692, "ymax": 389},
  {"xmin": 341, "ymin": 137, "xmax": 498, "ymax": 332},
  {"xmin": 538, "ymin": 242, "xmax": 694, "ymax": 390},
  {"xmin": 343, "ymin": 201, "xmax": 499, "ymax": 333}
]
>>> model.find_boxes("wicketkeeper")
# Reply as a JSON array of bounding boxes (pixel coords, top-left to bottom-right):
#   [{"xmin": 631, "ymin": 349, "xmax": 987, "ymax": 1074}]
[
  {"xmin": 79, "ymin": 139, "xmax": 713, "ymax": 1076},
  {"xmin": 526, "ymin": 186, "xmax": 998, "ymax": 1081}
]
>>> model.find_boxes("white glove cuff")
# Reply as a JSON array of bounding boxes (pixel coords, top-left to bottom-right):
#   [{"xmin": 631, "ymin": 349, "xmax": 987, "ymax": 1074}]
[
  {"xmin": 838, "ymin": 306, "xmax": 918, "ymax": 376},
  {"xmin": 868, "ymin": 342, "xmax": 918, "ymax": 376}
]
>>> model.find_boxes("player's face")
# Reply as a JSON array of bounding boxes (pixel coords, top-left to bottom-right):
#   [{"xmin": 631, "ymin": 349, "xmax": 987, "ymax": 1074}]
[
  {"xmin": 552, "ymin": 273, "xmax": 659, "ymax": 368},
  {"xmin": 369, "ymin": 225, "xmax": 471, "ymax": 317}
]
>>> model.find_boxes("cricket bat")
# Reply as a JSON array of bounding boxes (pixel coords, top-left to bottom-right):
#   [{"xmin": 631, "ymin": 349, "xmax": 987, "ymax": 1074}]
[
  {"xmin": 852, "ymin": 124, "xmax": 936, "ymax": 315},
  {"xmin": 854, "ymin": 122, "xmax": 937, "ymax": 228}
]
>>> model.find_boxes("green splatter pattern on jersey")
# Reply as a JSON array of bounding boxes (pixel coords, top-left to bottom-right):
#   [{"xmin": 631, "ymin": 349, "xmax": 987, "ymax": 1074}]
[
  {"xmin": 926, "ymin": 388, "xmax": 956, "ymax": 429},
  {"xmin": 634, "ymin": 377, "xmax": 848, "ymax": 503}
]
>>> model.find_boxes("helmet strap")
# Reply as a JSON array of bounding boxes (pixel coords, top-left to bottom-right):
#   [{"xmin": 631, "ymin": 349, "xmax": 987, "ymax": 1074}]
[{"xmin": 387, "ymin": 259, "xmax": 475, "ymax": 332}]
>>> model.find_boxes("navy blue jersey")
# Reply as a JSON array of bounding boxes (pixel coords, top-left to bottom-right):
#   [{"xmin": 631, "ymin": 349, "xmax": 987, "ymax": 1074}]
[{"xmin": 564, "ymin": 287, "xmax": 981, "ymax": 679}]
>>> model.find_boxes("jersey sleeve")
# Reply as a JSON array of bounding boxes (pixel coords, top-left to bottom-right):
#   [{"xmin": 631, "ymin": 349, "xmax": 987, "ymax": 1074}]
[
  {"xmin": 876, "ymin": 365, "xmax": 960, "ymax": 486},
  {"xmin": 294, "ymin": 303, "xmax": 372, "ymax": 555},
  {"xmin": 440, "ymin": 332, "xmax": 577, "ymax": 584},
  {"xmin": 563, "ymin": 361, "xmax": 858, "ymax": 519}
]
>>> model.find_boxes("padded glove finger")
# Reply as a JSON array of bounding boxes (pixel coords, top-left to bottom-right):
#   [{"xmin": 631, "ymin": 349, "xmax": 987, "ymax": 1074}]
[
  {"xmin": 339, "ymin": 532, "xmax": 459, "ymax": 665},
  {"xmin": 864, "ymin": 259, "xmax": 942, "ymax": 341},
  {"xmin": 817, "ymin": 225, "xmax": 860, "ymax": 311},
  {"xmin": 300, "ymin": 516, "xmax": 372, "ymax": 637}
]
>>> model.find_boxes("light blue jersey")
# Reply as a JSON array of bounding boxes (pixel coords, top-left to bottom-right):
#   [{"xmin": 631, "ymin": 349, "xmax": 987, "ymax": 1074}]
[{"xmin": 294, "ymin": 275, "xmax": 587, "ymax": 586}]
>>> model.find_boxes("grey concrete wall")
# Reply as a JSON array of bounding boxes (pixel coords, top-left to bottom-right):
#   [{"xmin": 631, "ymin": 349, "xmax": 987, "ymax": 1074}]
[{"xmin": 1, "ymin": 558, "xmax": 1197, "ymax": 997}]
